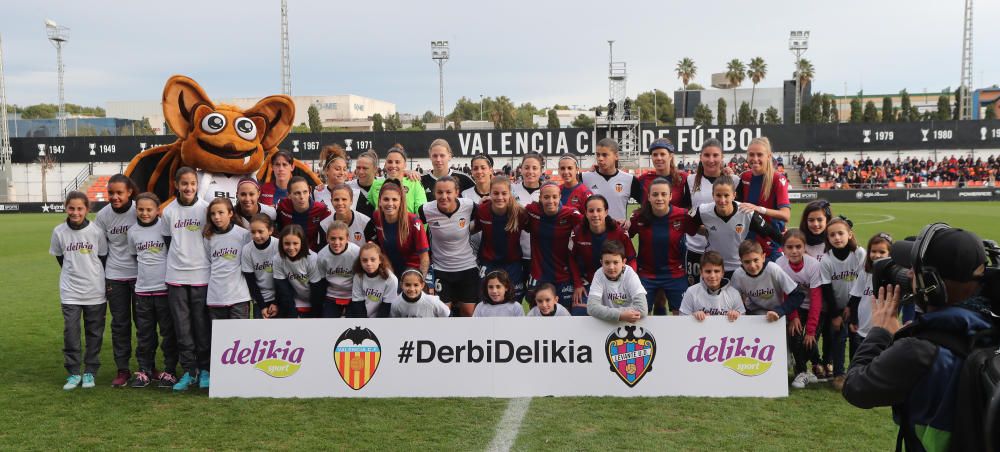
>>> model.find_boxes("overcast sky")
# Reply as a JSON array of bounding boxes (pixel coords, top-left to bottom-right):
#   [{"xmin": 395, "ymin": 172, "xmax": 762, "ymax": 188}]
[{"xmin": 2, "ymin": 0, "xmax": 998, "ymax": 115}]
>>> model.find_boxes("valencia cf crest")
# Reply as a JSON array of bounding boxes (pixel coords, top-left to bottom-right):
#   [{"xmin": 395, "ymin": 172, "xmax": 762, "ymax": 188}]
[
  {"xmin": 333, "ymin": 327, "xmax": 381, "ymax": 390},
  {"xmin": 615, "ymin": 183, "xmax": 624, "ymax": 193},
  {"xmin": 458, "ymin": 218, "xmax": 467, "ymax": 229},
  {"xmin": 735, "ymin": 223, "xmax": 744, "ymax": 234},
  {"xmin": 605, "ymin": 325, "xmax": 655, "ymax": 387},
  {"xmin": 353, "ymin": 231, "xmax": 362, "ymax": 242}
]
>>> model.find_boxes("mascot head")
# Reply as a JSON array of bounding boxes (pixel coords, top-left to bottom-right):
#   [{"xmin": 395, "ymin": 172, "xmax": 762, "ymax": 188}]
[{"xmin": 163, "ymin": 75, "xmax": 294, "ymax": 175}]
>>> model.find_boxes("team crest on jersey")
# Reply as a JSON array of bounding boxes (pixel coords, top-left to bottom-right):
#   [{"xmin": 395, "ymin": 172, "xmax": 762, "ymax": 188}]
[
  {"xmin": 605, "ymin": 325, "xmax": 656, "ymax": 387},
  {"xmin": 735, "ymin": 223, "xmax": 744, "ymax": 234},
  {"xmin": 458, "ymin": 218, "xmax": 467, "ymax": 229},
  {"xmin": 672, "ymin": 220, "xmax": 682, "ymax": 230},
  {"xmin": 615, "ymin": 183, "xmax": 624, "ymax": 193},
  {"xmin": 333, "ymin": 327, "xmax": 382, "ymax": 391},
  {"xmin": 354, "ymin": 232, "xmax": 362, "ymax": 242}
]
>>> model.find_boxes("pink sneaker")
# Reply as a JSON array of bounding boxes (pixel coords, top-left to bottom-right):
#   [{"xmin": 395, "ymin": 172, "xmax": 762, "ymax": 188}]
[{"xmin": 111, "ymin": 369, "xmax": 130, "ymax": 388}]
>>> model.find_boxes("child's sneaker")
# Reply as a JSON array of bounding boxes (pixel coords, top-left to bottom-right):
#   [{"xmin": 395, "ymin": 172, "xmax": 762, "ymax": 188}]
[
  {"xmin": 82, "ymin": 373, "xmax": 96, "ymax": 389},
  {"xmin": 172, "ymin": 371, "xmax": 198, "ymax": 392},
  {"xmin": 155, "ymin": 371, "xmax": 178, "ymax": 389},
  {"xmin": 791, "ymin": 372, "xmax": 810, "ymax": 389},
  {"xmin": 111, "ymin": 369, "xmax": 130, "ymax": 388},
  {"xmin": 130, "ymin": 370, "xmax": 152, "ymax": 388},
  {"xmin": 63, "ymin": 374, "xmax": 82, "ymax": 390},
  {"xmin": 805, "ymin": 372, "xmax": 819, "ymax": 384},
  {"xmin": 198, "ymin": 370, "xmax": 210, "ymax": 390}
]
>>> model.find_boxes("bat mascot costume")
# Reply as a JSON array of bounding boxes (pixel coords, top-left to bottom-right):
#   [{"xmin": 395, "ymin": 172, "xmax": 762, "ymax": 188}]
[{"xmin": 126, "ymin": 75, "xmax": 320, "ymax": 204}]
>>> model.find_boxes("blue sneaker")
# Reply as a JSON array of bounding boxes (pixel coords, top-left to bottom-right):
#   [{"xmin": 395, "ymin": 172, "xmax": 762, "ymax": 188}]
[
  {"xmin": 63, "ymin": 374, "xmax": 82, "ymax": 390},
  {"xmin": 198, "ymin": 370, "xmax": 210, "ymax": 390},
  {"xmin": 82, "ymin": 373, "xmax": 96, "ymax": 389},
  {"xmin": 172, "ymin": 371, "xmax": 198, "ymax": 392}
]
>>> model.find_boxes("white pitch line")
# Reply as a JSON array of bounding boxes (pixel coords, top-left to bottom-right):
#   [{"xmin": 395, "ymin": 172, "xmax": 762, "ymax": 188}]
[
  {"xmin": 486, "ymin": 397, "xmax": 532, "ymax": 452},
  {"xmin": 853, "ymin": 214, "xmax": 896, "ymax": 225}
]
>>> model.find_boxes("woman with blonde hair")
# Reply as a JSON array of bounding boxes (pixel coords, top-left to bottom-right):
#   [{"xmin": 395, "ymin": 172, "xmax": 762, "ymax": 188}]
[{"xmin": 738, "ymin": 136, "xmax": 791, "ymax": 261}]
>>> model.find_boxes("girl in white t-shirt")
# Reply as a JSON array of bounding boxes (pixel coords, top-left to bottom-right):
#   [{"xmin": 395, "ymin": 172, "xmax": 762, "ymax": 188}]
[
  {"xmin": 776, "ymin": 229, "xmax": 825, "ymax": 388},
  {"xmin": 204, "ymin": 198, "xmax": 252, "ymax": 324},
  {"xmin": 351, "ymin": 243, "xmax": 398, "ymax": 318},
  {"xmin": 314, "ymin": 221, "xmax": 361, "ymax": 318},
  {"xmin": 526, "ymin": 284, "xmax": 571, "ymax": 317},
  {"xmin": 390, "ymin": 270, "xmax": 450, "ymax": 318},
  {"xmin": 679, "ymin": 251, "xmax": 744, "ymax": 322},
  {"xmin": 474, "ymin": 270, "xmax": 525, "ymax": 317},
  {"xmin": 161, "ymin": 167, "xmax": 211, "ymax": 392},
  {"xmin": 273, "ymin": 224, "xmax": 322, "ymax": 318},
  {"xmin": 50, "ymin": 191, "xmax": 108, "ymax": 390},
  {"xmin": 820, "ymin": 217, "xmax": 866, "ymax": 389},
  {"xmin": 798, "ymin": 199, "xmax": 832, "ymax": 262},
  {"xmin": 241, "ymin": 214, "xmax": 279, "ymax": 319},
  {"xmin": 849, "ymin": 233, "xmax": 893, "ymax": 358},
  {"xmin": 587, "ymin": 241, "xmax": 647, "ymax": 323}
]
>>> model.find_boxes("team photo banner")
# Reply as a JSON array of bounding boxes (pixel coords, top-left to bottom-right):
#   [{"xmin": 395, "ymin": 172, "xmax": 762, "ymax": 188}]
[
  {"xmin": 209, "ymin": 317, "xmax": 788, "ymax": 399},
  {"xmin": 13, "ymin": 120, "xmax": 1000, "ymax": 163}
]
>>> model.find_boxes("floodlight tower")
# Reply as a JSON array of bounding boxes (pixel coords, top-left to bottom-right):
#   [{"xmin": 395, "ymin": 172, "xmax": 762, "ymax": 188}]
[
  {"xmin": 0, "ymin": 34, "xmax": 13, "ymax": 201},
  {"xmin": 789, "ymin": 30, "xmax": 809, "ymax": 125},
  {"xmin": 45, "ymin": 19, "xmax": 69, "ymax": 137},
  {"xmin": 959, "ymin": 0, "xmax": 973, "ymax": 120},
  {"xmin": 280, "ymin": 0, "xmax": 292, "ymax": 96},
  {"xmin": 431, "ymin": 41, "xmax": 449, "ymax": 128}
]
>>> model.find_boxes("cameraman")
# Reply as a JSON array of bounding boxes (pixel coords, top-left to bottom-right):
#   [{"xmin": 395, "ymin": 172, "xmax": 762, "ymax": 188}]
[{"xmin": 842, "ymin": 227, "xmax": 991, "ymax": 452}]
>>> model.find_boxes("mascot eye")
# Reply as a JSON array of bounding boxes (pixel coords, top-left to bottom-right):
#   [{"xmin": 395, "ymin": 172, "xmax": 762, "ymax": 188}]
[
  {"xmin": 201, "ymin": 113, "xmax": 226, "ymax": 134},
  {"xmin": 235, "ymin": 117, "xmax": 257, "ymax": 141}
]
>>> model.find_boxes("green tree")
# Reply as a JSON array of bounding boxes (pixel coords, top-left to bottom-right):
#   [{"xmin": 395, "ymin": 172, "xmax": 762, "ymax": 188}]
[
  {"xmin": 795, "ymin": 59, "xmax": 815, "ymax": 123},
  {"xmin": 716, "ymin": 98, "xmax": 727, "ymax": 126},
  {"xmin": 737, "ymin": 101, "xmax": 753, "ymax": 125},
  {"xmin": 407, "ymin": 118, "xmax": 426, "ymax": 131},
  {"xmin": 804, "ymin": 93, "xmax": 822, "ymax": 124},
  {"xmin": 936, "ymin": 95, "xmax": 952, "ymax": 120},
  {"xmin": 371, "ymin": 113, "xmax": 384, "ymax": 132},
  {"xmin": 764, "ymin": 106, "xmax": 781, "ymax": 124},
  {"xmin": 881, "ymin": 96, "xmax": 894, "ymax": 122},
  {"xmin": 547, "ymin": 109, "xmax": 561, "ymax": 128},
  {"xmin": 421, "ymin": 110, "xmax": 438, "ymax": 124},
  {"xmin": 820, "ymin": 95, "xmax": 831, "ymax": 123},
  {"xmin": 953, "ymin": 88, "xmax": 963, "ymax": 120},
  {"xmin": 570, "ymin": 114, "xmax": 594, "ymax": 128},
  {"xmin": 725, "ymin": 59, "xmax": 746, "ymax": 123},
  {"xmin": 384, "ymin": 112, "xmax": 402, "ymax": 131},
  {"xmin": 685, "ymin": 83, "xmax": 705, "ymax": 90},
  {"xmin": 828, "ymin": 96, "xmax": 840, "ymax": 123},
  {"xmin": 514, "ymin": 103, "xmax": 539, "ymax": 129},
  {"xmin": 552, "ymin": 104, "xmax": 569, "ymax": 110},
  {"xmin": 899, "ymin": 90, "xmax": 912, "ymax": 122},
  {"xmin": 634, "ymin": 89, "xmax": 674, "ymax": 125},
  {"xmin": 863, "ymin": 101, "xmax": 879, "ymax": 123},
  {"xmin": 850, "ymin": 95, "xmax": 864, "ymax": 123},
  {"xmin": 292, "ymin": 122, "xmax": 310, "ymax": 133},
  {"xmin": 987, "ymin": 106, "xmax": 997, "ymax": 120},
  {"xmin": 676, "ymin": 58, "xmax": 697, "ymax": 120},
  {"xmin": 694, "ymin": 104, "xmax": 713, "ymax": 126},
  {"xmin": 746, "ymin": 57, "xmax": 767, "ymax": 118},
  {"xmin": 490, "ymin": 96, "xmax": 517, "ymax": 129},
  {"xmin": 307, "ymin": 105, "xmax": 322, "ymax": 133}
]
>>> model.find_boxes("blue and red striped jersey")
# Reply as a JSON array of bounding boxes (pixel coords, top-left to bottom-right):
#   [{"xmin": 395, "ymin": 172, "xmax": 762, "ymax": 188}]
[
  {"xmin": 628, "ymin": 207, "xmax": 690, "ymax": 280},
  {"xmin": 637, "ymin": 171, "xmax": 688, "ymax": 208},
  {"xmin": 559, "ymin": 183, "xmax": 592, "ymax": 213},
  {"xmin": 739, "ymin": 170, "xmax": 791, "ymax": 254},
  {"xmin": 276, "ymin": 198, "xmax": 331, "ymax": 252},
  {"xmin": 475, "ymin": 200, "xmax": 527, "ymax": 265},
  {"xmin": 569, "ymin": 223, "xmax": 637, "ymax": 288},
  {"xmin": 524, "ymin": 203, "xmax": 582, "ymax": 284},
  {"xmin": 363, "ymin": 212, "xmax": 429, "ymax": 273}
]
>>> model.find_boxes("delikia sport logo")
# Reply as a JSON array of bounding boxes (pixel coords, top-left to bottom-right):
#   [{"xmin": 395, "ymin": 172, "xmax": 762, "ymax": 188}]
[
  {"xmin": 604, "ymin": 325, "xmax": 655, "ymax": 387},
  {"xmin": 220, "ymin": 339, "xmax": 305, "ymax": 378},
  {"xmin": 333, "ymin": 327, "xmax": 382, "ymax": 390},
  {"xmin": 687, "ymin": 336, "xmax": 776, "ymax": 377}
]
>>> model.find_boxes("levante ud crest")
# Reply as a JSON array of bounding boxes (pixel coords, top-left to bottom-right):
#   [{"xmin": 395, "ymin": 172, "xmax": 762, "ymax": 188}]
[
  {"xmin": 605, "ymin": 325, "xmax": 656, "ymax": 387},
  {"xmin": 333, "ymin": 326, "xmax": 381, "ymax": 390}
]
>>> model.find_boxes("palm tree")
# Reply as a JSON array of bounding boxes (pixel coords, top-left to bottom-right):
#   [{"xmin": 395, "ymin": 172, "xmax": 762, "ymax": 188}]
[
  {"xmin": 725, "ymin": 59, "xmax": 746, "ymax": 124},
  {"xmin": 794, "ymin": 59, "xmax": 815, "ymax": 122},
  {"xmin": 675, "ymin": 58, "xmax": 697, "ymax": 123},
  {"xmin": 747, "ymin": 57, "xmax": 767, "ymax": 122}
]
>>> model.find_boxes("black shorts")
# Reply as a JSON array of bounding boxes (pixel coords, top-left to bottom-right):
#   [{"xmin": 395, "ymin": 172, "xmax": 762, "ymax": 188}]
[
  {"xmin": 434, "ymin": 268, "xmax": 480, "ymax": 305},
  {"xmin": 685, "ymin": 249, "xmax": 703, "ymax": 286}
]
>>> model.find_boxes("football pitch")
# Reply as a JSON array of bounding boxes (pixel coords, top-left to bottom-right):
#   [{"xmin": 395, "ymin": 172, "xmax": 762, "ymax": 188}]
[{"xmin": 0, "ymin": 201, "xmax": 996, "ymax": 450}]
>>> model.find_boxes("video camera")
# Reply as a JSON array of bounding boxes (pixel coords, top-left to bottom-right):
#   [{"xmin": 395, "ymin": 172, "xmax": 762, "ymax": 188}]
[{"xmin": 872, "ymin": 223, "xmax": 1000, "ymax": 307}]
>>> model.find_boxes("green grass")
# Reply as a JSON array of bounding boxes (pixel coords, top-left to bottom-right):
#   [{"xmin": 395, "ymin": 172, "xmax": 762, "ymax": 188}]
[{"xmin": 0, "ymin": 202, "xmax": 995, "ymax": 450}]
